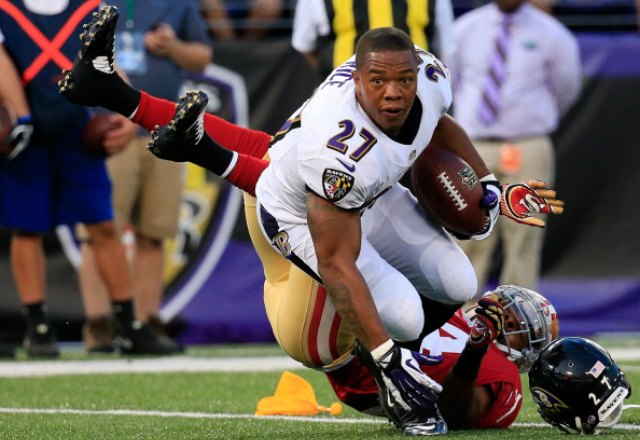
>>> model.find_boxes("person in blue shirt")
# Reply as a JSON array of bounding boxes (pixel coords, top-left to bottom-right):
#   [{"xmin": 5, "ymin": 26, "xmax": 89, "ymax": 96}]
[{"xmin": 0, "ymin": 0, "xmax": 180, "ymax": 357}]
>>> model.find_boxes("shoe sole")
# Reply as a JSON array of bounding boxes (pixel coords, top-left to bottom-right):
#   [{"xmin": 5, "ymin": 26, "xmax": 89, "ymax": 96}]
[
  {"xmin": 58, "ymin": 6, "xmax": 119, "ymax": 96},
  {"xmin": 148, "ymin": 90, "xmax": 208, "ymax": 151},
  {"xmin": 78, "ymin": 5, "xmax": 119, "ymax": 64}
]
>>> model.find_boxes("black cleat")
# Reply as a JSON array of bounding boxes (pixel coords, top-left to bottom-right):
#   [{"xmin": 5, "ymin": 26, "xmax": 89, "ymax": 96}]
[
  {"xmin": 147, "ymin": 90, "xmax": 209, "ymax": 162},
  {"xmin": 0, "ymin": 344, "xmax": 15, "ymax": 358},
  {"xmin": 58, "ymin": 5, "xmax": 122, "ymax": 107},
  {"xmin": 24, "ymin": 323, "xmax": 60, "ymax": 358},
  {"xmin": 115, "ymin": 319, "xmax": 183, "ymax": 355}
]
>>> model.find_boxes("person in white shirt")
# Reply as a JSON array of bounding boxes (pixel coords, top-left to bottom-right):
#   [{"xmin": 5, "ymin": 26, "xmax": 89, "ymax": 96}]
[{"xmin": 447, "ymin": 0, "xmax": 581, "ymax": 294}]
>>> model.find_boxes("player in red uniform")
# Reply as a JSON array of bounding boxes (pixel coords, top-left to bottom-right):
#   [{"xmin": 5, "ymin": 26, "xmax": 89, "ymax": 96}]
[{"xmin": 327, "ymin": 284, "xmax": 559, "ymax": 429}]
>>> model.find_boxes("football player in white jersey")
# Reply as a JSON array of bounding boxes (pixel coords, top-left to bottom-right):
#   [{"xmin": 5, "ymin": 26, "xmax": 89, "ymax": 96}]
[
  {"xmin": 61, "ymin": 11, "xmax": 564, "ymax": 435},
  {"xmin": 252, "ymin": 28, "xmax": 502, "ymax": 435},
  {"xmin": 60, "ymin": 20, "xmax": 501, "ymax": 436}
]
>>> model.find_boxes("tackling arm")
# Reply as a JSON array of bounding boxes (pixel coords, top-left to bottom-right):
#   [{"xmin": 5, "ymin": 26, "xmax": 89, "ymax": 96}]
[
  {"xmin": 438, "ymin": 295, "xmax": 505, "ymax": 428},
  {"xmin": 429, "ymin": 114, "xmax": 564, "ymax": 229},
  {"xmin": 438, "ymin": 352, "xmax": 493, "ymax": 429}
]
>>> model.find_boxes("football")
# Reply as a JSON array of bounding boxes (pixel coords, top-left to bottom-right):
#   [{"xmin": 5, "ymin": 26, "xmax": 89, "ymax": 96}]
[
  {"xmin": 411, "ymin": 146, "xmax": 486, "ymax": 237},
  {"xmin": 82, "ymin": 113, "xmax": 119, "ymax": 157},
  {"xmin": 0, "ymin": 100, "xmax": 17, "ymax": 158}
]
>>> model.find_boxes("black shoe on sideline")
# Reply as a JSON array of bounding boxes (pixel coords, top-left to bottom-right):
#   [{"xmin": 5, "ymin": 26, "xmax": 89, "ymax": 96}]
[
  {"xmin": 0, "ymin": 344, "xmax": 15, "ymax": 358},
  {"xmin": 24, "ymin": 323, "xmax": 60, "ymax": 358},
  {"xmin": 115, "ymin": 320, "xmax": 183, "ymax": 355}
]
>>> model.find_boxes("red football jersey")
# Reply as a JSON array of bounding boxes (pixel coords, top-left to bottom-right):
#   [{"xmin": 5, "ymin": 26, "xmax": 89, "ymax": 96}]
[
  {"xmin": 418, "ymin": 309, "xmax": 522, "ymax": 428},
  {"xmin": 326, "ymin": 310, "xmax": 522, "ymax": 428}
]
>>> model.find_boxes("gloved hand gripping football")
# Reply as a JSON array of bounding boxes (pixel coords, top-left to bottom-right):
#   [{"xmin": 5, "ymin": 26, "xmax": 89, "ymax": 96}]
[
  {"xmin": 501, "ymin": 180, "xmax": 565, "ymax": 227},
  {"xmin": 469, "ymin": 293, "xmax": 504, "ymax": 350}
]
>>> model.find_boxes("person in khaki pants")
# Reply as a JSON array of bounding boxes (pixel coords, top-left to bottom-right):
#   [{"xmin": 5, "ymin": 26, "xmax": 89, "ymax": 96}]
[
  {"xmin": 446, "ymin": 0, "xmax": 581, "ymax": 293},
  {"xmin": 78, "ymin": 133, "xmax": 185, "ymax": 352},
  {"xmin": 461, "ymin": 138, "xmax": 554, "ymax": 290},
  {"xmin": 79, "ymin": 0, "xmax": 212, "ymax": 352}
]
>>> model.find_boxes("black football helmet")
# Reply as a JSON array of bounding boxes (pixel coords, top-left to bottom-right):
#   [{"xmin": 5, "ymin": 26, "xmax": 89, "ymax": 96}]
[{"xmin": 528, "ymin": 337, "xmax": 632, "ymax": 434}]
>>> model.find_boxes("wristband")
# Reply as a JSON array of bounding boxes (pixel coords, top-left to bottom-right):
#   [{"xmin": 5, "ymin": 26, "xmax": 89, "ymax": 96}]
[
  {"xmin": 370, "ymin": 339, "xmax": 394, "ymax": 361},
  {"xmin": 480, "ymin": 173, "xmax": 500, "ymax": 207},
  {"xmin": 17, "ymin": 115, "xmax": 33, "ymax": 124}
]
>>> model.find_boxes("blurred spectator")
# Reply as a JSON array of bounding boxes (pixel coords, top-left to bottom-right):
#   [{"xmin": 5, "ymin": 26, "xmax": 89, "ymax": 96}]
[
  {"xmin": 447, "ymin": 0, "xmax": 581, "ymax": 294},
  {"xmin": 79, "ymin": 0, "xmax": 211, "ymax": 353},
  {"xmin": 528, "ymin": 0, "xmax": 560, "ymax": 13},
  {"xmin": 201, "ymin": 0, "xmax": 285, "ymax": 39},
  {"xmin": 0, "ymin": 0, "xmax": 175, "ymax": 357},
  {"xmin": 291, "ymin": 0, "xmax": 455, "ymax": 78},
  {"xmin": 201, "ymin": 0, "xmax": 236, "ymax": 40}
]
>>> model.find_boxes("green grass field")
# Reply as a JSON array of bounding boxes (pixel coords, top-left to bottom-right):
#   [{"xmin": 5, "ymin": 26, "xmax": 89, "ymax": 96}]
[{"xmin": 0, "ymin": 344, "xmax": 638, "ymax": 439}]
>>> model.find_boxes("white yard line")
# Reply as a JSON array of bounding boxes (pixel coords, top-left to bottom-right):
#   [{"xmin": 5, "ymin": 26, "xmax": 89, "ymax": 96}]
[
  {"xmin": 609, "ymin": 348, "xmax": 640, "ymax": 361},
  {"xmin": 0, "ymin": 408, "xmax": 381, "ymax": 424},
  {"xmin": 0, "ymin": 407, "xmax": 637, "ymax": 431},
  {"xmin": 0, "ymin": 347, "xmax": 638, "ymax": 378},
  {"xmin": 0, "ymin": 353, "xmax": 638, "ymax": 432},
  {"xmin": 0, "ymin": 356, "xmax": 303, "ymax": 377}
]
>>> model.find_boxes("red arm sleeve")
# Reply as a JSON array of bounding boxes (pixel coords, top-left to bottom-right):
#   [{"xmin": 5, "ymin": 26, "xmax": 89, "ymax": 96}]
[{"xmin": 133, "ymin": 91, "xmax": 271, "ymax": 159}]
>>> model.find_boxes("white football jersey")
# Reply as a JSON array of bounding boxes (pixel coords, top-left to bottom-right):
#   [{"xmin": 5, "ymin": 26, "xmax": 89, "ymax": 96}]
[{"xmin": 256, "ymin": 50, "xmax": 452, "ymax": 224}]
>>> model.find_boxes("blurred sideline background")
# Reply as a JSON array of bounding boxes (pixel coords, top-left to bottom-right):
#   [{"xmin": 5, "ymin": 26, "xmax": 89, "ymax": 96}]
[{"xmin": 0, "ymin": 0, "xmax": 638, "ymax": 346}]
